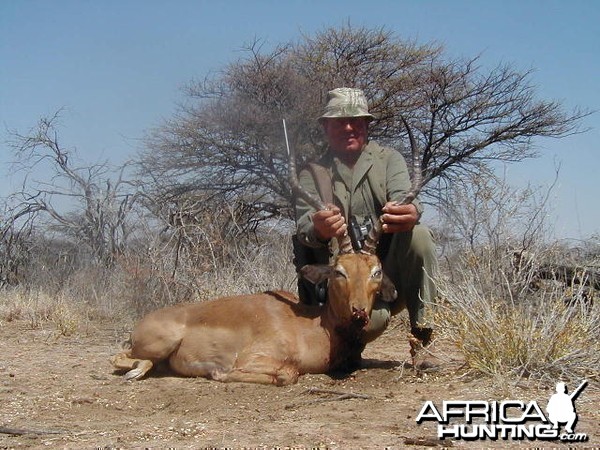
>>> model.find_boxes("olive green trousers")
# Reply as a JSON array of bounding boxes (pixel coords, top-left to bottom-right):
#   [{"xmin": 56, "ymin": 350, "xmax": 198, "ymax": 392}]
[{"xmin": 363, "ymin": 224, "xmax": 438, "ymax": 343}]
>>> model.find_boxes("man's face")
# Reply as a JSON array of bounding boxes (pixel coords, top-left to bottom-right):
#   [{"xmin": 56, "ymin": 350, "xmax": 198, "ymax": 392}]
[{"xmin": 322, "ymin": 117, "xmax": 368, "ymax": 155}]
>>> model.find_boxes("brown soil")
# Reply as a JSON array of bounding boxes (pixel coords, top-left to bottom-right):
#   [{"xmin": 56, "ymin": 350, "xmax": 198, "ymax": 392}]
[{"xmin": 0, "ymin": 318, "xmax": 598, "ymax": 449}]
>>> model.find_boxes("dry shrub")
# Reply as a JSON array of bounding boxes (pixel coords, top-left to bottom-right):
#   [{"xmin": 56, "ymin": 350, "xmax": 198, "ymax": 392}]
[
  {"xmin": 0, "ymin": 288, "xmax": 87, "ymax": 336},
  {"xmin": 434, "ymin": 247, "xmax": 599, "ymax": 385},
  {"xmin": 117, "ymin": 231, "xmax": 298, "ymax": 317},
  {"xmin": 0, "ymin": 224, "xmax": 299, "ymax": 332}
]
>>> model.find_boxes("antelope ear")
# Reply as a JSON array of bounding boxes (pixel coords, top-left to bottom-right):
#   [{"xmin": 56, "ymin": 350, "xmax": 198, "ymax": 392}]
[
  {"xmin": 299, "ymin": 264, "xmax": 332, "ymax": 285},
  {"xmin": 379, "ymin": 273, "xmax": 398, "ymax": 303}
]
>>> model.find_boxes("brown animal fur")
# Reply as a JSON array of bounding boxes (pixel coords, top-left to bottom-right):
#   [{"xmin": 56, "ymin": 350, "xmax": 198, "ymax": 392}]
[{"xmin": 111, "ymin": 253, "xmax": 396, "ymax": 385}]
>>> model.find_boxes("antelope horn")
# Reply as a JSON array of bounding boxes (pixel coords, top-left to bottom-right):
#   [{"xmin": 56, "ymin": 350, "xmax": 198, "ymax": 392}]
[
  {"xmin": 362, "ymin": 115, "xmax": 422, "ymax": 255},
  {"xmin": 285, "ymin": 119, "xmax": 326, "ymax": 212},
  {"xmin": 284, "ymin": 119, "xmax": 353, "ymax": 254},
  {"xmin": 361, "ymin": 217, "xmax": 382, "ymax": 255},
  {"xmin": 400, "ymin": 115, "xmax": 423, "ymax": 203}
]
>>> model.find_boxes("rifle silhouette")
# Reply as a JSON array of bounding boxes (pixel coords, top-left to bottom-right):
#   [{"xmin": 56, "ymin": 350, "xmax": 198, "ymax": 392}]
[{"xmin": 569, "ymin": 380, "xmax": 588, "ymax": 401}]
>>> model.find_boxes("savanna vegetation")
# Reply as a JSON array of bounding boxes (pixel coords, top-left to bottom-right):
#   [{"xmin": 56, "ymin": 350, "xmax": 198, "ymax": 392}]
[{"xmin": 1, "ymin": 25, "xmax": 598, "ymax": 388}]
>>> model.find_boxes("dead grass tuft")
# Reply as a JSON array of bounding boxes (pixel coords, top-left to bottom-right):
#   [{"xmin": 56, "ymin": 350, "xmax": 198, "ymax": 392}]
[
  {"xmin": 0, "ymin": 232, "xmax": 298, "ymax": 333},
  {"xmin": 0, "ymin": 288, "xmax": 87, "ymax": 336},
  {"xmin": 434, "ymin": 250, "xmax": 599, "ymax": 386}
]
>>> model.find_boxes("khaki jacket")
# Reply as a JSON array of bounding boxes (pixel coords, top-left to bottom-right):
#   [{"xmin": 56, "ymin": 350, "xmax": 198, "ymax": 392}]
[{"xmin": 295, "ymin": 141, "xmax": 422, "ymax": 251}]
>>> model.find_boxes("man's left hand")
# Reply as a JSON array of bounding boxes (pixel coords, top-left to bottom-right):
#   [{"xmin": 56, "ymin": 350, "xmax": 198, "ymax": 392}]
[{"xmin": 381, "ymin": 202, "xmax": 419, "ymax": 233}]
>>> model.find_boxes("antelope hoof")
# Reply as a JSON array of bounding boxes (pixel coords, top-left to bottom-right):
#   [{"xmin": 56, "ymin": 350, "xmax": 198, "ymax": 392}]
[
  {"xmin": 123, "ymin": 360, "xmax": 153, "ymax": 381},
  {"xmin": 124, "ymin": 368, "xmax": 145, "ymax": 381}
]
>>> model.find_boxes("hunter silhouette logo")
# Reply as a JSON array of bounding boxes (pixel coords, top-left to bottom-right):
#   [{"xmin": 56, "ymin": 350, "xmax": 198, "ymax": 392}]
[
  {"xmin": 416, "ymin": 380, "xmax": 589, "ymax": 442},
  {"xmin": 546, "ymin": 380, "xmax": 587, "ymax": 434}
]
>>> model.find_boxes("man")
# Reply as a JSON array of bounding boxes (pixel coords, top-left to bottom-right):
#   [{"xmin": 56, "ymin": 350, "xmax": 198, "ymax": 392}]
[
  {"xmin": 294, "ymin": 87, "xmax": 437, "ymax": 352},
  {"xmin": 546, "ymin": 382, "xmax": 579, "ymax": 434}
]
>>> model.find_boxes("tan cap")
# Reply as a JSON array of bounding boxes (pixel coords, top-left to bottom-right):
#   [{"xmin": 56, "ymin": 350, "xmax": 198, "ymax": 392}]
[{"xmin": 318, "ymin": 87, "xmax": 375, "ymax": 122}]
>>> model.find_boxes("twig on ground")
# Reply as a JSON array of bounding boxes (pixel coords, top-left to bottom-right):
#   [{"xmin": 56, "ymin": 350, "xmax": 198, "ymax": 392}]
[
  {"xmin": 284, "ymin": 387, "xmax": 371, "ymax": 409},
  {"xmin": 403, "ymin": 436, "xmax": 453, "ymax": 446},
  {"xmin": 304, "ymin": 387, "xmax": 371, "ymax": 400},
  {"xmin": 0, "ymin": 426, "xmax": 64, "ymax": 436}
]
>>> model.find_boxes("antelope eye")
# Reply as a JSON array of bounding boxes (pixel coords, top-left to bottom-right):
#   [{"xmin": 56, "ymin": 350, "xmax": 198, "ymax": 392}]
[{"xmin": 334, "ymin": 269, "xmax": 347, "ymax": 279}]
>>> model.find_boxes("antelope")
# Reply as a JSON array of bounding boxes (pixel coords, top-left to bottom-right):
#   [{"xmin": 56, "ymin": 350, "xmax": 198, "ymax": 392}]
[
  {"xmin": 111, "ymin": 223, "xmax": 397, "ymax": 385},
  {"xmin": 111, "ymin": 253, "xmax": 396, "ymax": 385},
  {"xmin": 111, "ymin": 118, "xmax": 422, "ymax": 385}
]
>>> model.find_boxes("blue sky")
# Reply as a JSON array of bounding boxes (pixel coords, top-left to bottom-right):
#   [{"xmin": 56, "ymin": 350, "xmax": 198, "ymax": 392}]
[{"xmin": 1, "ymin": 0, "xmax": 598, "ymax": 240}]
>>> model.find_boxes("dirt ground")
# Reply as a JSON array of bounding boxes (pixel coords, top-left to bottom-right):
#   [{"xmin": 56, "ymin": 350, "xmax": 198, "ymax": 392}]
[{"xmin": 0, "ymin": 316, "xmax": 598, "ymax": 450}]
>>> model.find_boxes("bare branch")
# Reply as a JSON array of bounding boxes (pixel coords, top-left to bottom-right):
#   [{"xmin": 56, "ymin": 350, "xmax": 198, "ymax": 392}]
[{"xmin": 5, "ymin": 112, "xmax": 140, "ymax": 267}]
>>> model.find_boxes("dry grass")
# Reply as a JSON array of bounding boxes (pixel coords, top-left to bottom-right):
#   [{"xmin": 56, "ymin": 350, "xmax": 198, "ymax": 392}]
[
  {"xmin": 0, "ymin": 232, "xmax": 298, "ymax": 332},
  {"xmin": 2, "ymin": 229, "xmax": 598, "ymax": 390},
  {"xmin": 116, "ymin": 233, "xmax": 298, "ymax": 316},
  {"xmin": 0, "ymin": 288, "xmax": 87, "ymax": 336},
  {"xmin": 434, "ymin": 249, "xmax": 599, "ymax": 386}
]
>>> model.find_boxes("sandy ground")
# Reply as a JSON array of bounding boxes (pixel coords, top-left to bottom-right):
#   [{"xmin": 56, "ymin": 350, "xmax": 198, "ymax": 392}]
[{"xmin": 1, "ymin": 315, "xmax": 598, "ymax": 450}]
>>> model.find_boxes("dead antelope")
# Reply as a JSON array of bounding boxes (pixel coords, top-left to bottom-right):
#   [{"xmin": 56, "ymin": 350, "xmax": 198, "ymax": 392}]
[
  {"xmin": 111, "ymin": 251, "xmax": 395, "ymax": 385},
  {"xmin": 110, "ymin": 123, "xmax": 403, "ymax": 385}
]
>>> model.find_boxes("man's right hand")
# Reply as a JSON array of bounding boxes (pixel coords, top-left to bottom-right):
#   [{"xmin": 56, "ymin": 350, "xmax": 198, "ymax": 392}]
[{"xmin": 312, "ymin": 204, "xmax": 347, "ymax": 241}]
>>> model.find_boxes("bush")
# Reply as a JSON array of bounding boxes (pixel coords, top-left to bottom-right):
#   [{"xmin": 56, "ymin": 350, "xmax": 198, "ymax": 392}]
[
  {"xmin": 434, "ymin": 244, "xmax": 599, "ymax": 385},
  {"xmin": 0, "ymin": 288, "xmax": 86, "ymax": 336},
  {"xmin": 0, "ymin": 228, "xmax": 299, "ymax": 329}
]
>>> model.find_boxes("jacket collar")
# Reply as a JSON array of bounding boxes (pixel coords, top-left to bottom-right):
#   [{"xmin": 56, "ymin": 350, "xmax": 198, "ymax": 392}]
[{"xmin": 330, "ymin": 142, "xmax": 375, "ymax": 194}]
